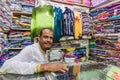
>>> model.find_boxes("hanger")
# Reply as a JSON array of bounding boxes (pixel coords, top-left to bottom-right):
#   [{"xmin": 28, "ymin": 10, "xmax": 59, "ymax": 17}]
[{"xmin": 36, "ymin": 0, "xmax": 51, "ymax": 7}]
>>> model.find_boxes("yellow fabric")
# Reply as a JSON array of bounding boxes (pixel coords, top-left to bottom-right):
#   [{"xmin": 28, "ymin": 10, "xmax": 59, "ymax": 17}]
[
  {"xmin": 73, "ymin": 64, "xmax": 81, "ymax": 80},
  {"xmin": 37, "ymin": 64, "xmax": 41, "ymax": 73},
  {"xmin": 74, "ymin": 12, "xmax": 82, "ymax": 39},
  {"xmin": 66, "ymin": 48, "xmax": 75, "ymax": 52}
]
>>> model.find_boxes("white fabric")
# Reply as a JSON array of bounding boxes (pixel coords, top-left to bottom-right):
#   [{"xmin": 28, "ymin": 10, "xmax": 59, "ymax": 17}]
[{"xmin": 1, "ymin": 43, "xmax": 48, "ymax": 75}]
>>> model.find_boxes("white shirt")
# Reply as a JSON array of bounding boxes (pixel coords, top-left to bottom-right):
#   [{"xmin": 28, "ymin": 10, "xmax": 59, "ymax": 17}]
[{"xmin": 1, "ymin": 43, "xmax": 48, "ymax": 75}]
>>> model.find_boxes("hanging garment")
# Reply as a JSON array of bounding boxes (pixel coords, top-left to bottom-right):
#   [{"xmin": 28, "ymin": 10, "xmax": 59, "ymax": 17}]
[
  {"xmin": 62, "ymin": 7, "xmax": 74, "ymax": 36},
  {"xmin": 54, "ymin": 7, "xmax": 62, "ymax": 41},
  {"xmin": 31, "ymin": 5, "xmax": 54, "ymax": 41},
  {"xmin": 74, "ymin": 12, "xmax": 82, "ymax": 39}
]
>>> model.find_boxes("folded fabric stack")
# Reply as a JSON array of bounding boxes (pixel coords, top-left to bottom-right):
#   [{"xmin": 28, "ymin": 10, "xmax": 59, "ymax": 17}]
[
  {"xmin": 10, "ymin": 0, "xmax": 34, "ymax": 12},
  {"xmin": 82, "ymin": 12, "xmax": 93, "ymax": 36},
  {"xmin": 7, "ymin": 31, "xmax": 32, "ymax": 48},
  {"xmin": 91, "ymin": 1, "xmax": 120, "ymax": 34},
  {"xmin": 89, "ymin": 36, "xmax": 120, "ymax": 61},
  {"xmin": 0, "ymin": 0, "xmax": 12, "ymax": 30}
]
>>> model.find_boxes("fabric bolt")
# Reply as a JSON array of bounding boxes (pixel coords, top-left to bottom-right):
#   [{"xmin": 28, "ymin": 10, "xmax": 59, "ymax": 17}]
[
  {"xmin": 115, "ymin": 25, "xmax": 120, "ymax": 33},
  {"xmin": 92, "ymin": 0, "xmax": 107, "ymax": 7},
  {"xmin": 66, "ymin": 0, "xmax": 73, "ymax": 2},
  {"xmin": 54, "ymin": 7, "xmax": 62, "ymax": 41},
  {"xmin": 83, "ymin": 0, "xmax": 91, "ymax": 6},
  {"xmin": 109, "ymin": 14, "xmax": 120, "ymax": 20},
  {"xmin": 62, "ymin": 7, "xmax": 74, "ymax": 36},
  {"xmin": 81, "ymin": 12, "xmax": 93, "ymax": 35},
  {"xmin": 82, "ymin": 18, "xmax": 91, "ymax": 22},
  {"xmin": 116, "ymin": 10, "xmax": 120, "ymax": 15},
  {"xmin": 1, "ymin": 43, "xmax": 48, "ymax": 74},
  {"xmin": 90, "ymin": 11, "xmax": 99, "ymax": 17},
  {"xmin": 109, "ymin": 5, "xmax": 120, "ymax": 11},
  {"xmin": 73, "ymin": 0, "xmax": 81, "ymax": 3},
  {"xmin": 31, "ymin": 5, "xmax": 54, "ymax": 41},
  {"xmin": 74, "ymin": 12, "xmax": 82, "ymax": 39},
  {"xmin": 108, "ymin": 2, "xmax": 120, "ymax": 8},
  {"xmin": 49, "ymin": 49, "xmax": 63, "ymax": 61}
]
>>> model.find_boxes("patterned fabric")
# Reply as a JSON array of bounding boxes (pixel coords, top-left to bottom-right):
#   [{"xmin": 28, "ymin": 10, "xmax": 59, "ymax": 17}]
[
  {"xmin": 82, "ymin": 12, "xmax": 93, "ymax": 36},
  {"xmin": 62, "ymin": 7, "xmax": 74, "ymax": 36}
]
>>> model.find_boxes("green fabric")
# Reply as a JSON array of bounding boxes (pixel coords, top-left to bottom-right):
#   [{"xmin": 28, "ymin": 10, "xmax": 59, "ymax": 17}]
[
  {"xmin": 79, "ymin": 70, "xmax": 102, "ymax": 80},
  {"xmin": 106, "ymin": 66, "xmax": 120, "ymax": 80},
  {"xmin": 31, "ymin": 5, "xmax": 54, "ymax": 41}
]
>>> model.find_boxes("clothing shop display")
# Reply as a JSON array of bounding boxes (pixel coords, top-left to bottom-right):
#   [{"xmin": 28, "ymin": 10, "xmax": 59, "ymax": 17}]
[{"xmin": 0, "ymin": 0, "xmax": 120, "ymax": 80}]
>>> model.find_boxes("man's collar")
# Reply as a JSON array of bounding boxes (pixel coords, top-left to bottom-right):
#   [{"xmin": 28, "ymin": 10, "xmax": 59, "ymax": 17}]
[{"xmin": 37, "ymin": 43, "xmax": 46, "ymax": 54}]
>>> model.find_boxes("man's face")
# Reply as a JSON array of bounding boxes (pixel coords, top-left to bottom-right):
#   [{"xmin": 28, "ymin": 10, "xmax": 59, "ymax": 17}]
[{"xmin": 38, "ymin": 29, "xmax": 53, "ymax": 51}]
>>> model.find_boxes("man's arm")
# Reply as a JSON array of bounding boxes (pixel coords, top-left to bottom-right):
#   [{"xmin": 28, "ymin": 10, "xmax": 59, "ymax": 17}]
[
  {"xmin": 1, "ymin": 59, "xmax": 38, "ymax": 74},
  {"xmin": 39, "ymin": 63, "xmax": 68, "ymax": 73},
  {"xmin": 1, "ymin": 46, "xmax": 38, "ymax": 75}
]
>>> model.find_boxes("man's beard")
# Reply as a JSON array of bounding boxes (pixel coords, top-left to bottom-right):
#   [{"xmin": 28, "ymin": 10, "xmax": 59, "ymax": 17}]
[
  {"xmin": 40, "ymin": 42, "xmax": 52, "ymax": 50},
  {"xmin": 46, "ymin": 47, "xmax": 51, "ymax": 50}
]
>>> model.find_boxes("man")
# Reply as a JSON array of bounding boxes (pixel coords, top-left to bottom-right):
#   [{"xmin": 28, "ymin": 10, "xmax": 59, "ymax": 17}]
[{"xmin": 1, "ymin": 28, "xmax": 68, "ymax": 74}]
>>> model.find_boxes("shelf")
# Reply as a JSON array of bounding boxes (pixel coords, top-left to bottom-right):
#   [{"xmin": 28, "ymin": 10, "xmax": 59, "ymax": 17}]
[
  {"xmin": 11, "ymin": 28, "xmax": 30, "ymax": 31},
  {"xmin": 90, "ymin": 48, "xmax": 120, "ymax": 52},
  {"xmin": 50, "ymin": 0, "xmax": 91, "ymax": 8},
  {"xmin": 51, "ymin": 46, "xmax": 87, "ymax": 50},
  {"xmin": 11, "ymin": 10, "xmax": 32, "ymax": 16},
  {"xmin": 7, "ymin": 47, "xmax": 24, "ymax": 50},
  {"xmin": 51, "ymin": 46, "xmax": 86, "ymax": 50},
  {"xmin": 94, "ymin": 33, "xmax": 120, "ymax": 37},
  {"xmin": 8, "ymin": 34, "xmax": 22, "ymax": 38},
  {"xmin": 8, "ymin": 39, "xmax": 24, "ymax": 41}
]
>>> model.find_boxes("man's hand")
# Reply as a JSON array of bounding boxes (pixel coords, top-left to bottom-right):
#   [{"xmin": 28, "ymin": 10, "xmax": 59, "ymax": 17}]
[
  {"xmin": 112, "ymin": 72, "xmax": 120, "ymax": 80},
  {"xmin": 40, "ymin": 63, "xmax": 68, "ymax": 73}
]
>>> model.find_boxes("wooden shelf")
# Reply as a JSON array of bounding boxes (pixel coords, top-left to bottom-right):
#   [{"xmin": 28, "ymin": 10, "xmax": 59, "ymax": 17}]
[
  {"xmin": 8, "ymin": 47, "xmax": 24, "ymax": 50},
  {"xmin": 11, "ymin": 28, "xmax": 30, "ymax": 31},
  {"xmin": 11, "ymin": 10, "xmax": 32, "ymax": 16},
  {"xmin": 8, "ymin": 34, "xmax": 22, "ymax": 38},
  {"xmin": 51, "ymin": 46, "xmax": 83, "ymax": 50},
  {"xmin": 90, "ymin": 48, "xmax": 120, "ymax": 52},
  {"xmin": 94, "ymin": 33, "xmax": 120, "ymax": 37},
  {"xmin": 50, "ymin": 0, "xmax": 91, "ymax": 8}
]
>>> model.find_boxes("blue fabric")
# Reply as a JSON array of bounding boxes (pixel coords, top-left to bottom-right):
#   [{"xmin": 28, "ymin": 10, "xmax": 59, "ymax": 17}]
[
  {"xmin": 54, "ymin": 7, "xmax": 62, "ymax": 41},
  {"xmin": 109, "ymin": 14, "xmax": 120, "ymax": 20}
]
